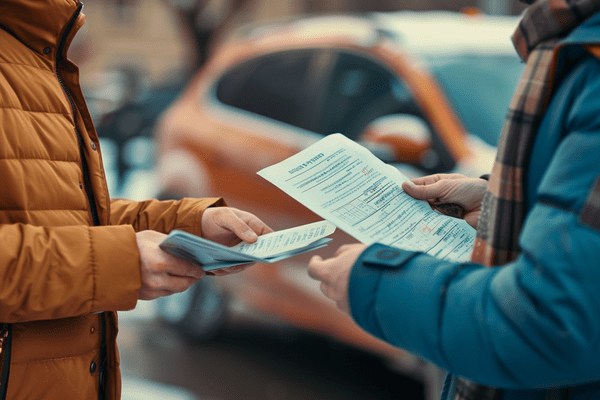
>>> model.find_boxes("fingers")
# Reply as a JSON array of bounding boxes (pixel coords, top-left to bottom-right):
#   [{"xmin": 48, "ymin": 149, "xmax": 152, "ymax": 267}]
[
  {"xmin": 167, "ymin": 256, "xmax": 206, "ymax": 280},
  {"xmin": 408, "ymin": 173, "xmax": 468, "ymax": 187},
  {"xmin": 202, "ymin": 207, "xmax": 273, "ymax": 245},
  {"xmin": 138, "ymin": 262, "xmax": 203, "ymax": 300},
  {"xmin": 432, "ymin": 203, "xmax": 466, "ymax": 219},
  {"xmin": 163, "ymin": 274, "xmax": 201, "ymax": 293},
  {"xmin": 307, "ymin": 251, "xmax": 354, "ymax": 314},
  {"xmin": 147, "ymin": 256, "xmax": 205, "ymax": 298},
  {"xmin": 239, "ymin": 216, "xmax": 273, "ymax": 242},
  {"xmin": 403, "ymin": 175, "xmax": 488, "ymax": 224},
  {"xmin": 216, "ymin": 208, "xmax": 260, "ymax": 242},
  {"xmin": 307, "ymin": 255, "xmax": 324, "ymax": 280},
  {"xmin": 403, "ymin": 179, "xmax": 446, "ymax": 202},
  {"xmin": 139, "ymin": 274, "xmax": 201, "ymax": 300},
  {"xmin": 334, "ymin": 244, "xmax": 356, "ymax": 256},
  {"xmin": 408, "ymin": 174, "xmax": 443, "ymax": 186},
  {"xmin": 136, "ymin": 230, "xmax": 206, "ymax": 300},
  {"xmin": 209, "ymin": 263, "xmax": 254, "ymax": 276},
  {"xmin": 240, "ymin": 210, "xmax": 274, "ymax": 237}
]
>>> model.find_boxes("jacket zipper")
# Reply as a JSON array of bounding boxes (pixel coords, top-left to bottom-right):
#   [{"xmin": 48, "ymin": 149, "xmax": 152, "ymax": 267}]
[
  {"xmin": 55, "ymin": 1, "xmax": 100, "ymax": 228},
  {"xmin": 0, "ymin": 324, "xmax": 12, "ymax": 400},
  {"xmin": 56, "ymin": 3, "xmax": 106, "ymax": 400}
]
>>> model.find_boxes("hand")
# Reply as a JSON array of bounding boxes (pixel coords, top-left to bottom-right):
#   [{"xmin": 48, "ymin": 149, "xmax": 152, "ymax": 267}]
[
  {"xmin": 307, "ymin": 244, "xmax": 367, "ymax": 314},
  {"xmin": 136, "ymin": 230, "xmax": 206, "ymax": 300},
  {"xmin": 206, "ymin": 264, "xmax": 251, "ymax": 277},
  {"xmin": 201, "ymin": 207, "xmax": 273, "ymax": 276},
  {"xmin": 402, "ymin": 173, "xmax": 488, "ymax": 229},
  {"xmin": 201, "ymin": 207, "xmax": 273, "ymax": 246}
]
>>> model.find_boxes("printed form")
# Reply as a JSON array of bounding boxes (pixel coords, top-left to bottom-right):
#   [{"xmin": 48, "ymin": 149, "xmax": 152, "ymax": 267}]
[
  {"xmin": 258, "ymin": 133, "xmax": 476, "ymax": 263},
  {"xmin": 159, "ymin": 220, "xmax": 336, "ymax": 271},
  {"xmin": 231, "ymin": 220, "xmax": 336, "ymax": 259}
]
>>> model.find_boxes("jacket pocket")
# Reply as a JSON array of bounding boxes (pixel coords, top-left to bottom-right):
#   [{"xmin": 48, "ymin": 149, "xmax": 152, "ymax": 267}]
[{"xmin": 0, "ymin": 324, "xmax": 12, "ymax": 400}]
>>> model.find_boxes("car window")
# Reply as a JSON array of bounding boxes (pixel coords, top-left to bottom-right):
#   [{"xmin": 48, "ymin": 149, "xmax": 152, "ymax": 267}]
[
  {"xmin": 215, "ymin": 49, "xmax": 425, "ymax": 142},
  {"xmin": 215, "ymin": 50, "xmax": 317, "ymax": 130},
  {"xmin": 428, "ymin": 54, "xmax": 524, "ymax": 146},
  {"xmin": 314, "ymin": 50, "xmax": 423, "ymax": 140}
]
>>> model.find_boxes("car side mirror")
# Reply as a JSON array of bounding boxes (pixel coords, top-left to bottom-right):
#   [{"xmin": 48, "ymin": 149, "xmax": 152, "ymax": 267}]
[{"xmin": 359, "ymin": 114, "xmax": 436, "ymax": 168}]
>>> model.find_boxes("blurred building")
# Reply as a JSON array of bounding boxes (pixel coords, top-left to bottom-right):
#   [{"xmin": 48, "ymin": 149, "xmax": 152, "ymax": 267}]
[
  {"xmin": 76, "ymin": 0, "xmax": 193, "ymax": 89},
  {"xmin": 76, "ymin": 0, "xmax": 526, "ymax": 89}
]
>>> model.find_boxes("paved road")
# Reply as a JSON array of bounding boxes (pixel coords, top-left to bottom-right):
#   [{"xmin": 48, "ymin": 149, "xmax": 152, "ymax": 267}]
[{"xmin": 118, "ymin": 307, "xmax": 425, "ymax": 400}]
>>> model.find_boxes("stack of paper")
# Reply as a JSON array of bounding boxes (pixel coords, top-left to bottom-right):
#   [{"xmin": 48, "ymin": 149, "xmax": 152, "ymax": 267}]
[{"xmin": 159, "ymin": 220, "xmax": 336, "ymax": 271}]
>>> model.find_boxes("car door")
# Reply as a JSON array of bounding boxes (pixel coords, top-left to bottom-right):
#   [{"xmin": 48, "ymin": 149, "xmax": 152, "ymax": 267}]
[{"xmin": 217, "ymin": 47, "xmax": 456, "ymax": 173}]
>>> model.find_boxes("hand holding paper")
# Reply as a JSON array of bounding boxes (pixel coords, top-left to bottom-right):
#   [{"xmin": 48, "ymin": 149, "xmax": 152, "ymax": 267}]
[
  {"xmin": 159, "ymin": 220, "xmax": 336, "ymax": 271},
  {"xmin": 160, "ymin": 134, "xmax": 476, "ymax": 273},
  {"xmin": 257, "ymin": 133, "xmax": 476, "ymax": 262}
]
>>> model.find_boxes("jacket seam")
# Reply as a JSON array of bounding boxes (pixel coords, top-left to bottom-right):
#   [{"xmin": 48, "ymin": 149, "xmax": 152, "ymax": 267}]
[
  {"xmin": 10, "ymin": 351, "xmax": 98, "ymax": 365},
  {"xmin": 437, "ymin": 262, "xmax": 471, "ymax": 368},
  {"xmin": 0, "ymin": 106, "xmax": 70, "ymax": 116},
  {"xmin": 0, "ymin": 158, "xmax": 81, "ymax": 163},
  {"xmin": 0, "ymin": 60, "xmax": 52, "ymax": 71},
  {"xmin": 88, "ymin": 227, "xmax": 97, "ymax": 311},
  {"xmin": 171, "ymin": 224, "xmax": 197, "ymax": 230},
  {"xmin": 536, "ymin": 194, "xmax": 579, "ymax": 214},
  {"xmin": 0, "ymin": 208, "xmax": 89, "ymax": 212},
  {"xmin": 370, "ymin": 272, "xmax": 387, "ymax": 339}
]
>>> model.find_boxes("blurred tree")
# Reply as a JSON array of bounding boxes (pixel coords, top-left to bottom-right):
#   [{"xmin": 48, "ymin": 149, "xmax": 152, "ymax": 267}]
[
  {"xmin": 163, "ymin": 0, "xmax": 258, "ymax": 69},
  {"xmin": 97, "ymin": 0, "xmax": 526, "ymax": 74}
]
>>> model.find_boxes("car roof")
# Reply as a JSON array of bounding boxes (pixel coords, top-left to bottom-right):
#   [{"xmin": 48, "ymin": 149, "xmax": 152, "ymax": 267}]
[
  {"xmin": 237, "ymin": 11, "xmax": 521, "ymax": 58},
  {"xmin": 371, "ymin": 10, "xmax": 521, "ymax": 56}
]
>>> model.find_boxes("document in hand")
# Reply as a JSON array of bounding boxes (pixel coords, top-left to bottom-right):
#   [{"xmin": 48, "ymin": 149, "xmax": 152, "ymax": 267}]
[
  {"xmin": 159, "ymin": 220, "xmax": 336, "ymax": 271},
  {"xmin": 257, "ymin": 133, "xmax": 476, "ymax": 263}
]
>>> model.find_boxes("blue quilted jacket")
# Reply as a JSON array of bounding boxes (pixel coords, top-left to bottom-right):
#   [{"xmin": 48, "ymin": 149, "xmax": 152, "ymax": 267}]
[{"xmin": 348, "ymin": 12, "xmax": 600, "ymax": 400}]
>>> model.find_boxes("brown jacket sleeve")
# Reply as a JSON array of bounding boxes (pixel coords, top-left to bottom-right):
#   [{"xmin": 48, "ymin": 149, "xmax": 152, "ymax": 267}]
[
  {"xmin": 0, "ymin": 223, "xmax": 141, "ymax": 323},
  {"xmin": 109, "ymin": 197, "xmax": 226, "ymax": 236},
  {"xmin": 0, "ymin": 198, "xmax": 226, "ymax": 323}
]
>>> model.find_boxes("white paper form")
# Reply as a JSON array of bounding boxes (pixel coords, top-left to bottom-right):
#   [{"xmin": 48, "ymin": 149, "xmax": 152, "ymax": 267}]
[
  {"xmin": 231, "ymin": 220, "xmax": 336, "ymax": 258},
  {"xmin": 257, "ymin": 133, "xmax": 476, "ymax": 262},
  {"xmin": 159, "ymin": 220, "xmax": 336, "ymax": 271}
]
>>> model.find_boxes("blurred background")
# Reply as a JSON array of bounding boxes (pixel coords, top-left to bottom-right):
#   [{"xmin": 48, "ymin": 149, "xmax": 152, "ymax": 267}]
[{"xmin": 73, "ymin": 1, "xmax": 528, "ymax": 399}]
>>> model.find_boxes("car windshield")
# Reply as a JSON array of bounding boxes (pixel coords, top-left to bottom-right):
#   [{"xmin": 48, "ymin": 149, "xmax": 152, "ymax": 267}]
[{"xmin": 427, "ymin": 54, "xmax": 524, "ymax": 146}]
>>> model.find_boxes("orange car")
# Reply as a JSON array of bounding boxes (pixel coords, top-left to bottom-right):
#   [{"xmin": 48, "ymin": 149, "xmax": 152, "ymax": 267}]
[{"xmin": 152, "ymin": 10, "xmax": 523, "ymax": 394}]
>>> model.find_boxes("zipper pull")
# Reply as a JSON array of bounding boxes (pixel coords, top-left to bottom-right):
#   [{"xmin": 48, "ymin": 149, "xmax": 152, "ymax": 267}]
[{"xmin": 0, "ymin": 329, "xmax": 8, "ymax": 355}]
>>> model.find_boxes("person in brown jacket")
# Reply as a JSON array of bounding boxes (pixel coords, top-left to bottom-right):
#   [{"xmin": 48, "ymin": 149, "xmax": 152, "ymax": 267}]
[{"xmin": 0, "ymin": 1, "xmax": 272, "ymax": 399}]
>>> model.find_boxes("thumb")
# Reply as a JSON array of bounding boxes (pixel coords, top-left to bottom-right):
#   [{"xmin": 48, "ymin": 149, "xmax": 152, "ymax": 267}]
[
  {"xmin": 307, "ymin": 255, "xmax": 324, "ymax": 280},
  {"xmin": 403, "ymin": 180, "xmax": 432, "ymax": 200},
  {"xmin": 403, "ymin": 180, "xmax": 449, "ymax": 202},
  {"xmin": 231, "ymin": 221, "xmax": 259, "ymax": 243}
]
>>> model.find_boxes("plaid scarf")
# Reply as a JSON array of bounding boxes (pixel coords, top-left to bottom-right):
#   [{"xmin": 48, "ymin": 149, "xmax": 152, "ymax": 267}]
[{"xmin": 452, "ymin": 1, "xmax": 600, "ymax": 399}]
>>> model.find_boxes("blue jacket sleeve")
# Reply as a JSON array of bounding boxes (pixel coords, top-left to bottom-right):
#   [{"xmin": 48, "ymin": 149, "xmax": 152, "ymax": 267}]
[{"xmin": 348, "ymin": 55, "xmax": 600, "ymax": 389}]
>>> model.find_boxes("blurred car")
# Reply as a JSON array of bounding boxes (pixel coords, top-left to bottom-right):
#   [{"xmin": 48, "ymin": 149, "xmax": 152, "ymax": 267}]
[
  {"xmin": 152, "ymin": 9, "xmax": 524, "ymax": 394},
  {"xmin": 86, "ymin": 66, "xmax": 189, "ymax": 197}
]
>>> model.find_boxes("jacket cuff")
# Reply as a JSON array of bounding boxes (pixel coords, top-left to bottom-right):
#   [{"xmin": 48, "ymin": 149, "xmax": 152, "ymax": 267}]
[
  {"xmin": 349, "ymin": 243, "xmax": 417, "ymax": 337},
  {"xmin": 175, "ymin": 197, "xmax": 226, "ymax": 237},
  {"xmin": 88, "ymin": 225, "xmax": 141, "ymax": 312}
]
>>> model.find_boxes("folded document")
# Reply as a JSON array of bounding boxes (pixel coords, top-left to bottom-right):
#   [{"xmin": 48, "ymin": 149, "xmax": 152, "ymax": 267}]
[{"xmin": 159, "ymin": 220, "xmax": 336, "ymax": 271}]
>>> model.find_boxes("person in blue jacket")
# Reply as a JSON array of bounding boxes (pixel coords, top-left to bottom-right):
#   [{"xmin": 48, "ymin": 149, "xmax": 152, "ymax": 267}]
[{"xmin": 307, "ymin": 1, "xmax": 600, "ymax": 399}]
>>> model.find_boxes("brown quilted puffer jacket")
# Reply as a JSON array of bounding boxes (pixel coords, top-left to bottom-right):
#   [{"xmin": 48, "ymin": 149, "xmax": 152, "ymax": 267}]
[{"xmin": 0, "ymin": 0, "xmax": 222, "ymax": 398}]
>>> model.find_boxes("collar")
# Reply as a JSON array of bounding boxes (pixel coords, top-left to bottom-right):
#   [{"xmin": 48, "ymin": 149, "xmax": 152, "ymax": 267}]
[
  {"xmin": 561, "ymin": 8, "xmax": 600, "ymax": 46},
  {"xmin": 0, "ymin": 0, "xmax": 84, "ymax": 58},
  {"xmin": 512, "ymin": 0, "xmax": 600, "ymax": 61}
]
